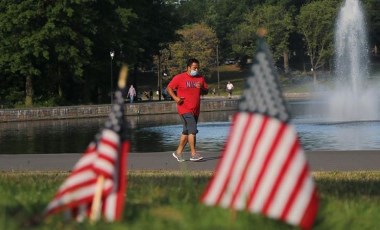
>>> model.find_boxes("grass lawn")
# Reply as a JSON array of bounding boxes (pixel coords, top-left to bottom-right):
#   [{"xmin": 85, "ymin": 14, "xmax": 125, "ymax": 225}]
[
  {"xmin": 0, "ymin": 171, "xmax": 379, "ymax": 229},
  {"xmin": 207, "ymin": 64, "xmax": 248, "ymax": 97}
]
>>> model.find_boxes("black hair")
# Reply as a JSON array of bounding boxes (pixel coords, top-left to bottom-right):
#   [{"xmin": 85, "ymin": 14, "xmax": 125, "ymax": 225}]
[{"xmin": 187, "ymin": 58, "xmax": 199, "ymax": 67}]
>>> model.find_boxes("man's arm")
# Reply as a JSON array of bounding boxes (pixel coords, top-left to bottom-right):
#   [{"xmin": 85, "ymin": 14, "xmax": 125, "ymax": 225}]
[
  {"xmin": 201, "ymin": 88, "xmax": 208, "ymax": 95},
  {"xmin": 201, "ymin": 80, "xmax": 208, "ymax": 95},
  {"xmin": 167, "ymin": 86, "xmax": 183, "ymax": 105}
]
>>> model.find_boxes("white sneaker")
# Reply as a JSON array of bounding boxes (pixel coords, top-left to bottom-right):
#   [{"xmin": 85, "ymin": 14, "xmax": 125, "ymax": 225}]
[
  {"xmin": 172, "ymin": 152, "xmax": 185, "ymax": 162},
  {"xmin": 190, "ymin": 153, "xmax": 203, "ymax": 161}
]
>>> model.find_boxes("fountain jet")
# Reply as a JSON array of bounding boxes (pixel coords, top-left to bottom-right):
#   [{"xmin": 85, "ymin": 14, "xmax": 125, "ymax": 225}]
[{"xmin": 328, "ymin": 0, "xmax": 378, "ymax": 121}]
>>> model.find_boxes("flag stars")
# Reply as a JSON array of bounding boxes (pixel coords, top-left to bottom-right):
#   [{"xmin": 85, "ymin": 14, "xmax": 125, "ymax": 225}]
[
  {"xmin": 239, "ymin": 50, "xmax": 289, "ymax": 122},
  {"xmin": 105, "ymin": 92, "xmax": 127, "ymax": 132},
  {"xmin": 113, "ymin": 104, "xmax": 121, "ymax": 112},
  {"xmin": 114, "ymin": 91, "xmax": 124, "ymax": 104}
]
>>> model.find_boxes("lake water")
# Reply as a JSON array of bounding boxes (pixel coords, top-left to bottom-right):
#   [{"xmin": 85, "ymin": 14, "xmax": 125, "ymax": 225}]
[{"xmin": 1, "ymin": 101, "xmax": 380, "ymax": 154}]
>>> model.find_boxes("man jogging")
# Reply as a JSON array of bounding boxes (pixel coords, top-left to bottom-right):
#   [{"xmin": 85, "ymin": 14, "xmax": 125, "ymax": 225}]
[{"xmin": 167, "ymin": 58, "xmax": 208, "ymax": 162}]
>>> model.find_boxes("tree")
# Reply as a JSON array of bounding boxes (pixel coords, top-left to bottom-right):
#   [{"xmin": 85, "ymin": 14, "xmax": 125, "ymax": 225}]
[
  {"xmin": 203, "ymin": 0, "xmax": 255, "ymax": 59},
  {"xmin": 80, "ymin": 0, "xmax": 137, "ymax": 104},
  {"xmin": 231, "ymin": 3, "xmax": 294, "ymax": 72},
  {"xmin": 297, "ymin": 0, "xmax": 339, "ymax": 83},
  {"xmin": 0, "ymin": 1, "xmax": 138, "ymax": 106},
  {"xmin": 363, "ymin": 0, "xmax": 380, "ymax": 55},
  {"xmin": 0, "ymin": 1, "xmax": 100, "ymax": 106},
  {"xmin": 88, "ymin": 0, "xmax": 181, "ymax": 103},
  {"xmin": 44, "ymin": 1, "xmax": 102, "ymax": 104},
  {"xmin": 167, "ymin": 23, "xmax": 219, "ymax": 78},
  {"xmin": 175, "ymin": 0, "xmax": 256, "ymax": 61},
  {"xmin": 0, "ymin": 1, "xmax": 47, "ymax": 106}
]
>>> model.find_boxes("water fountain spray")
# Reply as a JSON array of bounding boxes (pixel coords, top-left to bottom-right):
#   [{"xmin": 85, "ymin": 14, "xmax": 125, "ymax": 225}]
[{"xmin": 328, "ymin": 0, "xmax": 378, "ymax": 121}]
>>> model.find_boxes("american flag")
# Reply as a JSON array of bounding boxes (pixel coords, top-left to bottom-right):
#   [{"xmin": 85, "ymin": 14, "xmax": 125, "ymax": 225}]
[
  {"xmin": 45, "ymin": 67, "xmax": 129, "ymax": 222},
  {"xmin": 201, "ymin": 37, "xmax": 319, "ymax": 229}
]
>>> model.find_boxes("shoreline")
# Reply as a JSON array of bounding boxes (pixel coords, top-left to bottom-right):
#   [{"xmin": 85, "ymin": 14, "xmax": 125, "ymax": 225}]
[{"xmin": 0, "ymin": 93, "xmax": 314, "ymax": 123}]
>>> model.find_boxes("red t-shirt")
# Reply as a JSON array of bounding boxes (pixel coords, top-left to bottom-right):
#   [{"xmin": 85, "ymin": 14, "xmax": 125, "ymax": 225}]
[{"xmin": 167, "ymin": 72, "xmax": 208, "ymax": 116}]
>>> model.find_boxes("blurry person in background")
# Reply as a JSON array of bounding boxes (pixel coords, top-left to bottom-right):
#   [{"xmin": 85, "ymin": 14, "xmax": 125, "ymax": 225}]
[{"xmin": 226, "ymin": 81, "xmax": 234, "ymax": 99}]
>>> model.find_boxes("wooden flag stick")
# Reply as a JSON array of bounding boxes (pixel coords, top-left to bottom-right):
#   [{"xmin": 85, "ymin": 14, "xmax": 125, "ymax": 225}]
[
  {"xmin": 90, "ymin": 175, "xmax": 105, "ymax": 223},
  {"xmin": 89, "ymin": 64, "xmax": 128, "ymax": 223},
  {"xmin": 229, "ymin": 208, "xmax": 237, "ymax": 228},
  {"xmin": 118, "ymin": 64, "xmax": 128, "ymax": 90},
  {"xmin": 257, "ymin": 27, "xmax": 268, "ymax": 38}
]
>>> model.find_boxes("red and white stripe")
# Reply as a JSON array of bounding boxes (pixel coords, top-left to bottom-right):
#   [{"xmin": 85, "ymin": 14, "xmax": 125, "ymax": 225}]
[
  {"xmin": 102, "ymin": 141, "xmax": 129, "ymax": 221},
  {"xmin": 201, "ymin": 112, "xmax": 318, "ymax": 230},
  {"xmin": 45, "ymin": 130, "xmax": 129, "ymax": 222},
  {"xmin": 93, "ymin": 129, "xmax": 120, "ymax": 178}
]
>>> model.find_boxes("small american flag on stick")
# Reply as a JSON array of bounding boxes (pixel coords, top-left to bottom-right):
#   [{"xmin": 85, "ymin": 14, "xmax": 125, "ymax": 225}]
[
  {"xmin": 44, "ymin": 65, "xmax": 129, "ymax": 222},
  {"xmin": 201, "ymin": 34, "xmax": 319, "ymax": 229}
]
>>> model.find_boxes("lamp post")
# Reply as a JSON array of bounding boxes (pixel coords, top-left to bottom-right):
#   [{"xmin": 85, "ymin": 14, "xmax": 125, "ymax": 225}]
[
  {"xmin": 157, "ymin": 52, "xmax": 162, "ymax": 101},
  {"xmin": 110, "ymin": 50, "xmax": 115, "ymax": 104},
  {"xmin": 216, "ymin": 44, "xmax": 220, "ymax": 96},
  {"xmin": 157, "ymin": 47, "xmax": 171, "ymax": 101}
]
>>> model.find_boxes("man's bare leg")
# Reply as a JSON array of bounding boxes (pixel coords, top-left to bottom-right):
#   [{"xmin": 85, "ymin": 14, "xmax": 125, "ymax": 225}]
[
  {"xmin": 188, "ymin": 134, "xmax": 196, "ymax": 157},
  {"xmin": 188, "ymin": 134, "xmax": 203, "ymax": 161},
  {"xmin": 176, "ymin": 134, "xmax": 188, "ymax": 155}
]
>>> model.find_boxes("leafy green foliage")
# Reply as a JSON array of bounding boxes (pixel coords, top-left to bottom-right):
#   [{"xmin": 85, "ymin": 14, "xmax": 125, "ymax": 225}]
[
  {"xmin": 0, "ymin": 1, "xmax": 163, "ymax": 106},
  {"xmin": 231, "ymin": 3, "xmax": 294, "ymax": 63},
  {"xmin": 168, "ymin": 23, "xmax": 219, "ymax": 77},
  {"xmin": 0, "ymin": 0, "xmax": 99, "ymax": 105},
  {"xmin": 363, "ymin": 0, "xmax": 380, "ymax": 50},
  {"xmin": 0, "ymin": 0, "xmax": 379, "ymax": 106},
  {"xmin": 297, "ymin": 0, "xmax": 340, "ymax": 71}
]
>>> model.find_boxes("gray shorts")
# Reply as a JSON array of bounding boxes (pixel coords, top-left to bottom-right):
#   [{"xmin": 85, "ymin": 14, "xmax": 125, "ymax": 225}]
[{"xmin": 180, "ymin": 113, "xmax": 198, "ymax": 135}]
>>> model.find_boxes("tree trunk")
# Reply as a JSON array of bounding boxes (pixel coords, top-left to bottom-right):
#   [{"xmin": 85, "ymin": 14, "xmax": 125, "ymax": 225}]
[
  {"xmin": 283, "ymin": 51, "xmax": 289, "ymax": 73},
  {"xmin": 58, "ymin": 84, "xmax": 63, "ymax": 98},
  {"xmin": 313, "ymin": 70, "xmax": 317, "ymax": 84},
  {"xmin": 25, "ymin": 75, "xmax": 33, "ymax": 106},
  {"xmin": 97, "ymin": 87, "xmax": 102, "ymax": 104},
  {"xmin": 84, "ymin": 74, "xmax": 91, "ymax": 103},
  {"xmin": 57, "ymin": 67, "xmax": 63, "ymax": 98}
]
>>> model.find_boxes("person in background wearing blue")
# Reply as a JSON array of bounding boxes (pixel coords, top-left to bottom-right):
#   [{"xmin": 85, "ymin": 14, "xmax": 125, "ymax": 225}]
[{"xmin": 127, "ymin": 85, "xmax": 136, "ymax": 103}]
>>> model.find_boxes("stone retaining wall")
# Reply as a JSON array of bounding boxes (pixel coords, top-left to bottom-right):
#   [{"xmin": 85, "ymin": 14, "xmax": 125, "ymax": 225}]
[{"xmin": 0, "ymin": 99, "xmax": 239, "ymax": 122}]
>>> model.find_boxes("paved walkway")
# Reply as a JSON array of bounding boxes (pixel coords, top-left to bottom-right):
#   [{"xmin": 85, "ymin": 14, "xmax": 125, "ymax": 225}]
[{"xmin": 1, "ymin": 150, "xmax": 380, "ymax": 172}]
